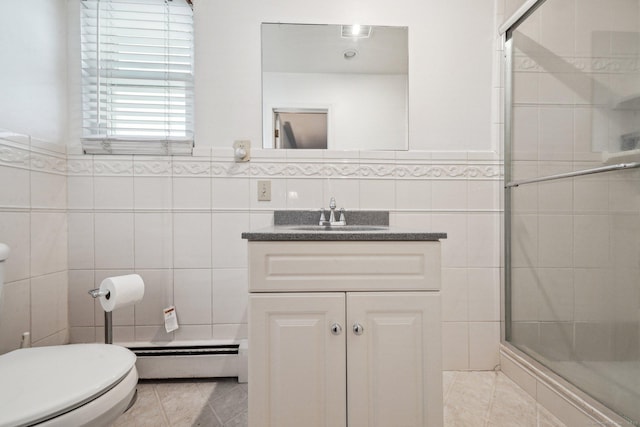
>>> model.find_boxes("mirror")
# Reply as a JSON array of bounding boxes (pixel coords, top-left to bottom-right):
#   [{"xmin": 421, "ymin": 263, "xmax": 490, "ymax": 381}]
[{"xmin": 261, "ymin": 23, "xmax": 409, "ymax": 150}]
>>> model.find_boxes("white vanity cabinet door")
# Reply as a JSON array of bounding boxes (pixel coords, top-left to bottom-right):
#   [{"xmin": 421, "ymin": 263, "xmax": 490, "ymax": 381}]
[
  {"xmin": 248, "ymin": 293, "xmax": 347, "ymax": 427},
  {"xmin": 346, "ymin": 292, "xmax": 443, "ymax": 427}
]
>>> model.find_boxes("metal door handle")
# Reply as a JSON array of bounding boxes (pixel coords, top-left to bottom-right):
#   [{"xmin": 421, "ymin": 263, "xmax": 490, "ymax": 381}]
[
  {"xmin": 330, "ymin": 323, "xmax": 343, "ymax": 335},
  {"xmin": 353, "ymin": 323, "xmax": 364, "ymax": 335}
]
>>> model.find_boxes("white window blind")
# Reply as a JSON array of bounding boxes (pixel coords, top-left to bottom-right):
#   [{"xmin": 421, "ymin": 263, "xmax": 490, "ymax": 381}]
[{"xmin": 81, "ymin": 0, "xmax": 194, "ymax": 155}]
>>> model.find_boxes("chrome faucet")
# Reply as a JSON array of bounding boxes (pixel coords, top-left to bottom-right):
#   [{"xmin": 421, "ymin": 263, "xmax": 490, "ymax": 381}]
[{"xmin": 319, "ymin": 197, "xmax": 346, "ymax": 226}]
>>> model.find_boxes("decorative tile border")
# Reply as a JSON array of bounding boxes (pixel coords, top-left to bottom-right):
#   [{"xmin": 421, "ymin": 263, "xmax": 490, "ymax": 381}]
[
  {"xmin": 0, "ymin": 140, "xmax": 503, "ymax": 180},
  {"xmin": 514, "ymin": 54, "xmax": 640, "ymax": 74}
]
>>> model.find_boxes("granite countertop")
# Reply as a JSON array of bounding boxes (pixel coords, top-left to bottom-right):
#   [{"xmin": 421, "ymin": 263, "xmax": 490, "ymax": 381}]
[{"xmin": 241, "ymin": 210, "xmax": 447, "ymax": 242}]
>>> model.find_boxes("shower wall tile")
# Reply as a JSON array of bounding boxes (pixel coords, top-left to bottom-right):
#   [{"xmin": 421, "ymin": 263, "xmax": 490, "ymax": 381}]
[
  {"xmin": 0, "ymin": 212, "xmax": 30, "ymax": 282},
  {"xmin": 135, "ymin": 325, "xmax": 174, "ymax": 343},
  {"xmin": 173, "ymin": 213, "xmax": 212, "ymax": 269},
  {"xmin": 511, "ymin": 268, "xmax": 540, "ymax": 322},
  {"xmin": 359, "ymin": 179, "xmax": 396, "ymax": 210},
  {"xmin": 94, "ymin": 213, "xmax": 134, "ymax": 269},
  {"xmin": 573, "ymin": 215, "xmax": 610, "ymax": 268},
  {"xmin": 30, "ymin": 212, "xmax": 67, "ymax": 276},
  {"xmin": 396, "ymin": 180, "xmax": 431, "ymax": 210},
  {"xmin": 94, "ymin": 176, "xmax": 133, "ymax": 210},
  {"xmin": 67, "ymin": 176, "xmax": 94, "ymax": 209},
  {"xmin": 31, "ymin": 171, "xmax": 66, "ymax": 209},
  {"xmin": 539, "ymin": 322, "xmax": 574, "ymax": 361},
  {"xmin": 391, "ymin": 212, "xmax": 432, "ymax": 230},
  {"xmin": 573, "ymin": 268, "xmax": 613, "ymax": 322},
  {"xmin": 432, "ymin": 213, "xmax": 468, "ymax": 268},
  {"xmin": 513, "ymin": 72, "xmax": 539, "ymax": 104},
  {"xmin": 31, "ymin": 271, "xmax": 68, "ymax": 344},
  {"xmin": 0, "ymin": 166, "xmax": 29, "ymax": 208},
  {"xmin": 211, "ymin": 212, "xmax": 248, "ymax": 269},
  {"xmin": 442, "ymin": 321, "xmax": 470, "ymax": 370},
  {"xmin": 69, "ymin": 326, "xmax": 96, "ymax": 344},
  {"xmin": 212, "ymin": 178, "xmax": 250, "ymax": 209},
  {"xmin": 134, "ymin": 213, "xmax": 173, "ymax": 269},
  {"xmin": 68, "ymin": 269, "xmax": 95, "ymax": 327},
  {"xmin": 537, "ymin": 268, "xmax": 574, "ymax": 322},
  {"xmin": 212, "ymin": 268, "xmax": 248, "ymax": 325},
  {"xmin": 537, "ymin": 168, "xmax": 573, "ymax": 214},
  {"xmin": 467, "ymin": 213, "xmax": 499, "ymax": 267},
  {"xmin": 0, "ymin": 279, "xmax": 30, "ymax": 353},
  {"xmin": 134, "ymin": 177, "xmax": 172, "ymax": 210},
  {"xmin": 67, "ymin": 212, "xmax": 94, "ymax": 269},
  {"xmin": 134, "ymin": 269, "xmax": 173, "ymax": 326},
  {"xmin": 173, "ymin": 268, "xmax": 212, "ymax": 325},
  {"xmin": 538, "ymin": 108, "xmax": 574, "ymax": 161},
  {"xmin": 285, "ymin": 179, "xmax": 324, "ymax": 209},
  {"xmin": 538, "ymin": 73, "xmax": 575, "ymax": 105},
  {"xmin": 212, "ymin": 323, "xmax": 248, "ymax": 342},
  {"xmin": 512, "ymin": 107, "xmax": 539, "ymax": 161},
  {"xmin": 468, "ymin": 268, "xmax": 500, "ymax": 321},
  {"xmin": 540, "ymin": 0, "xmax": 575, "ymax": 51},
  {"xmin": 432, "ymin": 180, "xmax": 468, "ymax": 211},
  {"xmin": 441, "ymin": 268, "xmax": 469, "ymax": 322},
  {"xmin": 468, "ymin": 181, "xmax": 497, "ymax": 211},
  {"xmin": 469, "ymin": 322, "xmax": 500, "ymax": 369},
  {"xmin": 174, "ymin": 325, "xmax": 213, "ymax": 341},
  {"xmin": 538, "ymin": 215, "xmax": 573, "ymax": 267},
  {"xmin": 173, "ymin": 177, "xmax": 211, "ymax": 210},
  {"xmin": 573, "ymin": 178, "xmax": 609, "ymax": 213}
]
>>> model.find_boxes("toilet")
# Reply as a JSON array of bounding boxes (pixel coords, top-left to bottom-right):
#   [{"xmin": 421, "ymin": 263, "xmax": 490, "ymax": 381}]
[{"xmin": 0, "ymin": 244, "xmax": 139, "ymax": 427}]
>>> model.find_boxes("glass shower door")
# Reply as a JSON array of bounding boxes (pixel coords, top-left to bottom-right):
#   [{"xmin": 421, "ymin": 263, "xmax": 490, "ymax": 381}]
[{"xmin": 505, "ymin": 0, "xmax": 640, "ymax": 424}]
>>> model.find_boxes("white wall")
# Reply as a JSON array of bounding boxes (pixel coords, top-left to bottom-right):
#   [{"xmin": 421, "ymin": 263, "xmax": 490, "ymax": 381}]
[
  {"xmin": 195, "ymin": 0, "xmax": 496, "ymax": 152},
  {"xmin": 0, "ymin": 0, "xmax": 68, "ymax": 143},
  {"xmin": 263, "ymin": 72, "xmax": 408, "ymax": 150}
]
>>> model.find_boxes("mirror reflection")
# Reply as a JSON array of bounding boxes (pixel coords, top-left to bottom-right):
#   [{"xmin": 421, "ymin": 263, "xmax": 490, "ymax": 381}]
[{"xmin": 261, "ymin": 23, "xmax": 409, "ymax": 150}]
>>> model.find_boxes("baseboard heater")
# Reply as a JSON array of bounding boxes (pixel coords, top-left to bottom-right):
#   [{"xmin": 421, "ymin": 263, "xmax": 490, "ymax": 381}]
[{"xmin": 127, "ymin": 343, "xmax": 247, "ymax": 380}]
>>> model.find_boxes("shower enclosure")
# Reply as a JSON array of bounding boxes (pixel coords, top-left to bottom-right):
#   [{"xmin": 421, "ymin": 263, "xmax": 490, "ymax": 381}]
[{"xmin": 503, "ymin": 0, "xmax": 640, "ymax": 424}]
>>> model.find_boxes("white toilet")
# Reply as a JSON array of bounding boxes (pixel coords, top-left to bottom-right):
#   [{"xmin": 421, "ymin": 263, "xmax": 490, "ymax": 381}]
[{"xmin": 0, "ymin": 243, "xmax": 139, "ymax": 427}]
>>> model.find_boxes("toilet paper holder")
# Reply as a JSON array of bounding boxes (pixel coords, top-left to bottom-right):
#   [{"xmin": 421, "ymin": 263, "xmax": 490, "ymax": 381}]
[{"xmin": 88, "ymin": 288, "xmax": 113, "ymax": 345}]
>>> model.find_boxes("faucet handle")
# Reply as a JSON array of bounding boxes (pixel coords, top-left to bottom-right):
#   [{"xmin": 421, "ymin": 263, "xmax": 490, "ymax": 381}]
[
  {"xmin": 329, "ymin": 197, "xmax": 336, "ymax": 210},
  {"xmin": 319, "ymin": 208, "xmax": 327, "ymax": 225},
  {"xmin": 339, "ymin": 208, "xmax": 346, "ymax": 224}
]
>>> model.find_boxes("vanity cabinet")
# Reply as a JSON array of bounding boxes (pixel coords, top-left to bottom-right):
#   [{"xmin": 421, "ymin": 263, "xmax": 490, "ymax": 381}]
[{"xmin": 247, "ymin": 240, "xmax": 443, "ymax": 427}]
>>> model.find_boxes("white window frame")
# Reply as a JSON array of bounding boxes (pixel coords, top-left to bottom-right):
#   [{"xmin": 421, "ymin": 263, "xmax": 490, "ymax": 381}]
[{"xmin": 80, "ymin": 0, "xmax": 194, "ymax": 155}]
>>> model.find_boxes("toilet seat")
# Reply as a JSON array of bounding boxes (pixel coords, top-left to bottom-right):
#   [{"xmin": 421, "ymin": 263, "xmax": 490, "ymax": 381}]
[{"xmin": 0, "ymin": 344, "xmax": 137, "ymax": 427}]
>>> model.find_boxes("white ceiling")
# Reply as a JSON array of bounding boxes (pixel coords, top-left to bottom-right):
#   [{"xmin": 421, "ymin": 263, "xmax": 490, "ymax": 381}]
[{"xmin": 262, "ymin": 23, "xmax": 408, "ymax": 75}]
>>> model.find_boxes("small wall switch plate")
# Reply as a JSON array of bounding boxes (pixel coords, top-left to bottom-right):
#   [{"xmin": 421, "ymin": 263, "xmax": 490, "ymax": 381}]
[
  {"xmin": 258, "ymin": 180, "xmax": 271, "ymax": 201},
  {"xmin": 233, "ymin": 140, "xmax": 251, "ymax": 162}
]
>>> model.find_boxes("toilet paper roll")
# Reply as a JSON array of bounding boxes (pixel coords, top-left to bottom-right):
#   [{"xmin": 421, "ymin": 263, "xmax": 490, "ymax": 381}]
[{"xmin": 99, "ymin": 274, "xmax": 145, "ymax": 312}]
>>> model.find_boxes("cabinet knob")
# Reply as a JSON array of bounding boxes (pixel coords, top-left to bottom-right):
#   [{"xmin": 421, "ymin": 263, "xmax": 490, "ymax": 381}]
[
  {"xmin": 330, "ymin": 323, "xmax": 343, "ymax": 335},
  {"xmin": 353, "ymin": 323, "xmax": 364, "ymax": 335}
]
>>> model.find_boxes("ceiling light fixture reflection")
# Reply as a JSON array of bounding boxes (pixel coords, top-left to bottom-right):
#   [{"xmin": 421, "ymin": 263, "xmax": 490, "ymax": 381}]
[{"xmin": 341, "ymin": 24, "xmax": 372, "ymax": 38}]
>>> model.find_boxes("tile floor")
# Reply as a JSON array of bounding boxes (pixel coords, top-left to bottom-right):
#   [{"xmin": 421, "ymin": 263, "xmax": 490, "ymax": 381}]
[{"xmin": 114, "ymin": 371, "xmax": 566, "ymax": 426}]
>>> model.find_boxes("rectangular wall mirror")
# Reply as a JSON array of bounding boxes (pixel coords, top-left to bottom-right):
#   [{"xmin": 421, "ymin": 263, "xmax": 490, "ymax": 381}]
[{"xmin": 261, "ymin": 23, "xmax": 409, "ymax": 151}]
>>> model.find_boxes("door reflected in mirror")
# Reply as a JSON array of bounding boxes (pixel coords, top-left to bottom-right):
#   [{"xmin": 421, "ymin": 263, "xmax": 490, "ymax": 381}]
[
  {"xmin": 262, "ymin": 23, "xmax": 408, "ymax": 151},
  {"xmin": 273, "ymin": 109, "xmax": 328, "ymax": 149}
]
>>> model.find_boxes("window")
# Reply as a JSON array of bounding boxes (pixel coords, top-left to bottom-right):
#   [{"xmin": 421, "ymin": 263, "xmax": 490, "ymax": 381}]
[{"xmin": 81, "ymin": 0, "xmax": 194, "ymax": 155}]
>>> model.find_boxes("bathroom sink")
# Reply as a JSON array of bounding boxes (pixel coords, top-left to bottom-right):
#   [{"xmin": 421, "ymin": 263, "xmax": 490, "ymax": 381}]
[{"xmin": 286, "ymin": 225, "xmax": 388, "ymax": 232}]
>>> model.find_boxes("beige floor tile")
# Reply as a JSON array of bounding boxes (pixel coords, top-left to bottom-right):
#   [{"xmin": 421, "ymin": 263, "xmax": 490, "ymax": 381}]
[{"xmin": 113, "ymin": 372, "xmax": 568, "ymax": 427}]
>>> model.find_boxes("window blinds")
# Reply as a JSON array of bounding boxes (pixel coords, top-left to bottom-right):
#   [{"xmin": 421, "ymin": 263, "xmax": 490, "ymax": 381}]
[{"xmin": 81, "ymin": 0, "xmax": 194, "ymax": 155}]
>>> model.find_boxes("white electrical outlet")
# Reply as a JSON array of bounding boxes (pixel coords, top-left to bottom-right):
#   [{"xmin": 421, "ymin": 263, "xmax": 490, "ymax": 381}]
[{"xmin": 258, "ymin": 180, "xmax": 271, "ymax": 201}]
